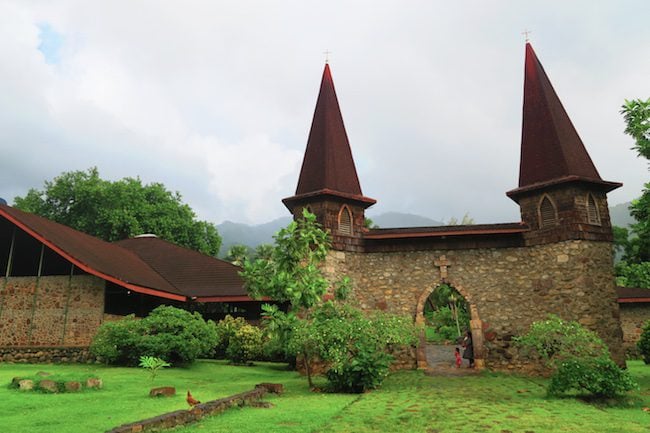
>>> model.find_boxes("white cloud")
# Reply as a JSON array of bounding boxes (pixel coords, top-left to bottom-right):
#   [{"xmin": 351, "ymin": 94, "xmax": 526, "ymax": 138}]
[{"xmin": 0, "ymin": 0, "xmax": 648, "ymax": 225}]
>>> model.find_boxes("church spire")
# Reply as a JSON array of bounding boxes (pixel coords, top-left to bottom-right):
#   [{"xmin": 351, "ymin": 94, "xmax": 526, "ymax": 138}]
[
  {"xmin": 283, "ymin": 64, "xmax": 375, "ymax": 210},
  {"xmin": 507, "ymin": 42, "xmax": 620, "ymax": 199}
]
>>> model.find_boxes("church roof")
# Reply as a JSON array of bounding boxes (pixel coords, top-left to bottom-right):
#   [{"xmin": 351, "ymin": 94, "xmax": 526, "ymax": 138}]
[
  {"xmin": 283, "ymin": 64, "xmax": 376, "ymax": 209},
  {"xmin": 507, "ymin": 43, "xmax": 621, "ymax": 199},
  {"xmin": 0, "ymin": 205, "xmax": 248, "ymax": 302}
]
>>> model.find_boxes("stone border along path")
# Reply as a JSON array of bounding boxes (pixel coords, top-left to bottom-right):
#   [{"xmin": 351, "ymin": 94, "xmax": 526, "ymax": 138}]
[{"xmin": 106, "ymin": 383, "xmax": 283, "ymax": 433}]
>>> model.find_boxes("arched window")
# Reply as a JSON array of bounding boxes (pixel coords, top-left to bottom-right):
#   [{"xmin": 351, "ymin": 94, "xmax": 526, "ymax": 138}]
[
  {"xmin": 586, "ymin": 193, "xmax": 601, "ymax": 225},
  {"xmin": 538, "ymin": 195, "xmax": 557, "ymax": 228},
  {"xmin": 338, "ymin": 206, "xmax": 352, "ymax": 235}
]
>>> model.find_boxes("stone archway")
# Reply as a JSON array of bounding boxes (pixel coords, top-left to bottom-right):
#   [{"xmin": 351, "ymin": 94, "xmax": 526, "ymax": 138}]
[{"xmin": 415, "ymin": 280, "xmax": 485, "ymax": 370}]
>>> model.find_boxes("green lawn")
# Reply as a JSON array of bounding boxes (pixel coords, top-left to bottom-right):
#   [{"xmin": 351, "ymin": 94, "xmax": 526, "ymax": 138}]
[{"xmin": 2, "ymin": 360, "xmax": 649, "ymax": 433}]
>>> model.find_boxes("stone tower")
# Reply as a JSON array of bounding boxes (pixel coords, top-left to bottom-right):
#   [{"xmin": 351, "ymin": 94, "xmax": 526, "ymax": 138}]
[
  {"xmin": 282, "ymin": 64, "xmax": 376, "ymax": 251},
  {"xmin": 506, "ymin": 43, "xmax": 622, "ymax": 245}
]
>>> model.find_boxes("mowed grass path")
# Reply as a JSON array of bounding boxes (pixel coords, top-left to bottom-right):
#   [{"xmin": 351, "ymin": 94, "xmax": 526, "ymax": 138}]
[{"xmin": 2, "ymin": 361, "xmax": 649, "ymax": 433}]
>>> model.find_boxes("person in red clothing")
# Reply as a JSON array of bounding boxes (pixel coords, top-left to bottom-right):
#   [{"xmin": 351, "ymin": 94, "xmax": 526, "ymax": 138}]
[{"xmin": 454, "ymin": 347, "xmax": 462, "ymax": 368}]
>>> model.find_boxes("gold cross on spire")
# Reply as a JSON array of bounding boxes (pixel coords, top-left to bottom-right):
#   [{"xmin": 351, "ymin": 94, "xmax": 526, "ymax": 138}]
[
  {"xmin": 323, "ymin": 49, "xmax": 332, "ymax": 64},
  {"xmin": 521, "ymin": 29, "xmax": 532, "ymax": 42}
]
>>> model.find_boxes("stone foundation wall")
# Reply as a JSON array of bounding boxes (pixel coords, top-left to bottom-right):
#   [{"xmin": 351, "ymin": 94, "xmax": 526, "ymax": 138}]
[
  {"xmin": 619, "ymin": 303, "xmax": 650, "ymax": 353},
  {"xmin": 0, "ymin": 346, "xmax": 94, "ymax": 363},
  {"xmin": 0, "ymin": 275, "xmax": 105, "ymax": 346},
  {"xmin": 323, "ymin": 239, "xmax": 624, "ymax": 370}
]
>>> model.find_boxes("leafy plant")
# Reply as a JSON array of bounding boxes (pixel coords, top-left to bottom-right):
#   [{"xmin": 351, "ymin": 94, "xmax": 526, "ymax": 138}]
[
  {"xmin": 516, "ymin": 315, "xmax": 636, "ymax": 399},
  {"xmin": 548, "ymin": 358, "xmax": 637, "ymax": 398},
  {"xmin": 290, "ymin": 302, "xmax": 419, "ymax": 393},
  {"xmin": 138, "ymin": 356, "xmax": 170, "ymax": 382},
  {"xmin": 637, "ymin": 320, "xmax": 650, "ymax": 364},
  {"xmin": 241, "ymin": 209, "xmax": 330, "ymax": 309},
  {"xmin": 90, "ymin": 306, "xmax": 218, "ymax": 366},
  {"xmin": 514, "ymin": 315, "xmax": 609, "ymax": 365},
  {"xmin": 225, "ymin": 324, "xmax": 264, "ymax": 364},
  {"xmin": 214, "ymin": 315, "xmax": 248, "ymax": 357}
]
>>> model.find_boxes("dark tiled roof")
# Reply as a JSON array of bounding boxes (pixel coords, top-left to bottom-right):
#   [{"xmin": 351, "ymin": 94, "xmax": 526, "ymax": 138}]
[
  {"xmin": 284, "ymin": 64, "xmax": 375, "ymax": 208},
  {"xmin": 365, "ymin": 222, "xmax": 528, "ymax": 239},
  {"xmin": 510, "ymin": 43, "xmax": 620, "ymax": 196},
  {"xmin": 617, "ymin": 286, "xmax": 650, "ymax": 302},
  {"xmin": 116, "ymin": 237, "xmax": 245, "ymax": 298},
  {"xmin": 0, "ymin": 205, "xmax": 247, "ymax": 301}
]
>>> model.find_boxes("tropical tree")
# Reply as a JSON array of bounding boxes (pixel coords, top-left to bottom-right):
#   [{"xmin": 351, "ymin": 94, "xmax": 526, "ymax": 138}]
[
  {"xmin": 616, "ymin": 98, "xmax": 650, "ymax": 286},
  {"xmin": 225, "ymin": 244, "xmax": 251, "ymax": 266},
  {"xmin": 242, "ymin": 209, "xmax": 330, "ymax": 309},
  {"xmin": 14, "ymin": 168, "xmax": 221, "ymax": 256}
]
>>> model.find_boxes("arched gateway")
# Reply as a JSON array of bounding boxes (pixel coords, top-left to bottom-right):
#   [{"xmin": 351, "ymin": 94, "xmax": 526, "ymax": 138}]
[{"xmin": 282, "ymin": 45, "xmax": 625, "ymax": 371}]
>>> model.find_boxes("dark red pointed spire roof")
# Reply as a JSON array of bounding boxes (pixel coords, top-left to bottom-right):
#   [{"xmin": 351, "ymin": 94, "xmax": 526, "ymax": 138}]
[
  {"xmin": 283, "ymin": 64, "xmax": 376, "ymax": 209},
  {"xmin": 507, "ymin": 43, "xmax": 620, "ymax": 198}
]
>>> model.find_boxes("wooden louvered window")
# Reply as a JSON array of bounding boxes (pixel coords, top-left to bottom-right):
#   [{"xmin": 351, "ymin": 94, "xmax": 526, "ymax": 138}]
[
  {"xmin": 338, "ymin": 206, "xmax": 352, "ymax": 235},
  {"xmin": 539, "ymin": 196, "xmax": 557, "ymax": 229},
  {"xmin": 587, "ymin": 194, "xmax": 601, "ymax": 225}
]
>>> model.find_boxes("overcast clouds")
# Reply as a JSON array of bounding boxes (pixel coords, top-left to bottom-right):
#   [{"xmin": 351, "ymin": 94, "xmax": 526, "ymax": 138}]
[{"xmin": 1, "ymin": 1, "xmax": 648, "ymax": 225}]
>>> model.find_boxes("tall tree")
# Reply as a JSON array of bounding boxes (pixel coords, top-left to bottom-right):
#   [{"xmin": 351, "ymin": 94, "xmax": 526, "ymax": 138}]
[
  {"xmin": 225, "ymin": 244, "xmax": 251, "ymax": 266},
  {"xmin": 241, "ymin": 209, "xmax": 330, "ymax": 309},
  {"xmin": 616, "ymin": 98, "xmax": 650, "ymax": 287},
  {"xmin": 14, "ymin": 167, "xmax": 222, "ymax": 256}
]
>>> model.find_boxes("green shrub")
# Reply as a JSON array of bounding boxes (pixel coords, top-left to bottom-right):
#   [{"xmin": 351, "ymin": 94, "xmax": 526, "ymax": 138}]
[
  {"xmin": 90, "ymin": 315, "xmax": 142, "ymax": 365},
  {"xmin": 226, "ymin": 324, "xmax": 264, "ymax": 364},
  {"xmin": 214, "ymin": 315, "xmax": 248, "ymax": 357},
  {"xmin": 90, "ymin": 306, "xmax": 218, "ymax": 366},
  {"xmin": 516, "ymin": 315, "xmax": 637, "ymax": 399},
  {"xmin": 548, "ymin": 358, "xmax": 637, "ymax": 398},
  {"xmin": 515, "ymin": 315, "xmax": 609, "ymax": 365},
  {"xmin": 291, "ymin": 302, "xmax": 419, "ymax": 393},
  {"xmin": 325, "ymin": 345, "xmax": 392, "ymax": 393},
  {"xmin": 637, "ymin": 320, "xmax": 650, "ymax": 364}
]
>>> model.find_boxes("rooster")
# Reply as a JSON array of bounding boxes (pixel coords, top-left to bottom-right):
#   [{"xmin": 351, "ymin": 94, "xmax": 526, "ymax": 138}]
[{"xmin": 186, "ymin": 390, "xmax": 201, "ymax": 407}]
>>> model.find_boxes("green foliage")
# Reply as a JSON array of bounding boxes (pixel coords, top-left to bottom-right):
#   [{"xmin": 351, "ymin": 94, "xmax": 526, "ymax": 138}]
[
  {"xmin": 225, "ymin": 244, "xmax": 251, "ymax": 266},
  {"xmin": 615, "ymin": 261, "xmax": 650, "ymax": 288},
  {"xmin": 90, "ymin": 306, "xmax": 218, "ymax": 366},
  {"xmin": 214, "ymin": 315, "xmax": 248, "ymax": 357},
  {"xmin": 516, "ymin": 315, "xmax": 636, "ymax": 399},
  {"xmin": 423, "ymin": 284, "xmax": 469, "ymax": 342},
  {"xmin": 253, "ymin": 243, "xmax": 274, "ymax": 261},
  {"xmin": 260, "ymin": 304, "xmax": 298, "ymax": 362},
  {"xmin": 291, "ymin": 302, "xmax": 419, "ymax": 393},
  {"xmin": 621, "ymin": 98, "xmax": 650, "ymax": 161},
  {"xmin": 425, "ymin": 306, "xmax": 468, "ymax": 342},
  {"xmin": 548, "ymin": 358, "xmax": 637, "ymax": 398},
  {"xmin": 225, "ymin": 324, "xmax": 264, "ymax": 364},
  {"xmin": 515, "ymin": 315, "xmax": 609, "ymax": 366},
  {"xmin": 242, "ymin": 209, "xmax": 330, "ymax": 309},
  {"xmin": 13, "ymin": 167, "xmax": 221, "ymax": 256},
  {"xmin": 138, "ymin": 356, "xmax": 170, "ymax": 382},
  {"xmin": 637, "ymin": 320, "xmax": 650, "ymax": 364}
]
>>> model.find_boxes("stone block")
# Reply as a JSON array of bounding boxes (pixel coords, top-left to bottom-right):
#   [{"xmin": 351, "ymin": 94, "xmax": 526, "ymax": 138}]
[
  {"xmin": 65, "ymin": 381, "xmax": 81, "ymax": 392},
  {"xmin": 149, "ymin": 386, "xmax": 176, "ymax": 397},
  {"xmin": 18, "ymin": 379, "xmax": 33, "ymax": 391},
  {"xmin": 86, "ymin": 377, "xmax": 103, "ymax": 389},
  {"xmin": 39, "ymin": 379, "xmax": 59, "ymax": 393},
  {"xmin": 256, "ymin": 382, "xmax": 284, "ymax": 394}
]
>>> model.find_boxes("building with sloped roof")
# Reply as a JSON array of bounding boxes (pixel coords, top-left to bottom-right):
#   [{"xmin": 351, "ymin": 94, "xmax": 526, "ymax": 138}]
[
  {"xmin": 0, "ymin": 204, "xmax": 262, "ymax": 350},
  {"xmin": 283, "ymin": 43, "xmax": 625, "ymax": 370}
]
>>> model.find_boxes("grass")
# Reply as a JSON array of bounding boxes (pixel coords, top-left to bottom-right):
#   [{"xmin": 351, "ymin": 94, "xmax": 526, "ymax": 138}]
[{"xmin": 1, "ymin": 360, "xmax": 649, "ymax": 433}]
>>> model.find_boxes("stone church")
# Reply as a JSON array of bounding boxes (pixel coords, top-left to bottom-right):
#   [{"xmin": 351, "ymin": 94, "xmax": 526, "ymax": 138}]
[{"xmin": 282, "ymin": 43, "xmax": 625, "ymax": 370}]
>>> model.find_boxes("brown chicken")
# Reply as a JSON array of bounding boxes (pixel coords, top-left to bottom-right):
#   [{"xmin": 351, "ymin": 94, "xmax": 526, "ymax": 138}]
[{"xmin": 186, "ymin": 390, "xmax": 201, "ymax": 407}]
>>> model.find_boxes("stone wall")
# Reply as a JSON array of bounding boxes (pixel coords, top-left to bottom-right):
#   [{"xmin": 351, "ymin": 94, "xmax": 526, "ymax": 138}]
[
  {"xmin": 619, "ymin": 303, "xmax": 650, "ymax": 354},
  {"xmin": 0, "ymin": 346, "xmax": 94, "ymax": 363},
  {"xmin": 0, "ymin": 275, "xmax": 105, "ymax": 346},
  {"xmin": 323, "ymin": 239, "xmax": 624, "ymax": 370}
]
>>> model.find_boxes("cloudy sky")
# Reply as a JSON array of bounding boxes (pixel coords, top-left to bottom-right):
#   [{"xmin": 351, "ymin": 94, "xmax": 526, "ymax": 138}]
[{"xmin": 1, "ymin": 1, "xmax": 648, "ymax": 225}]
